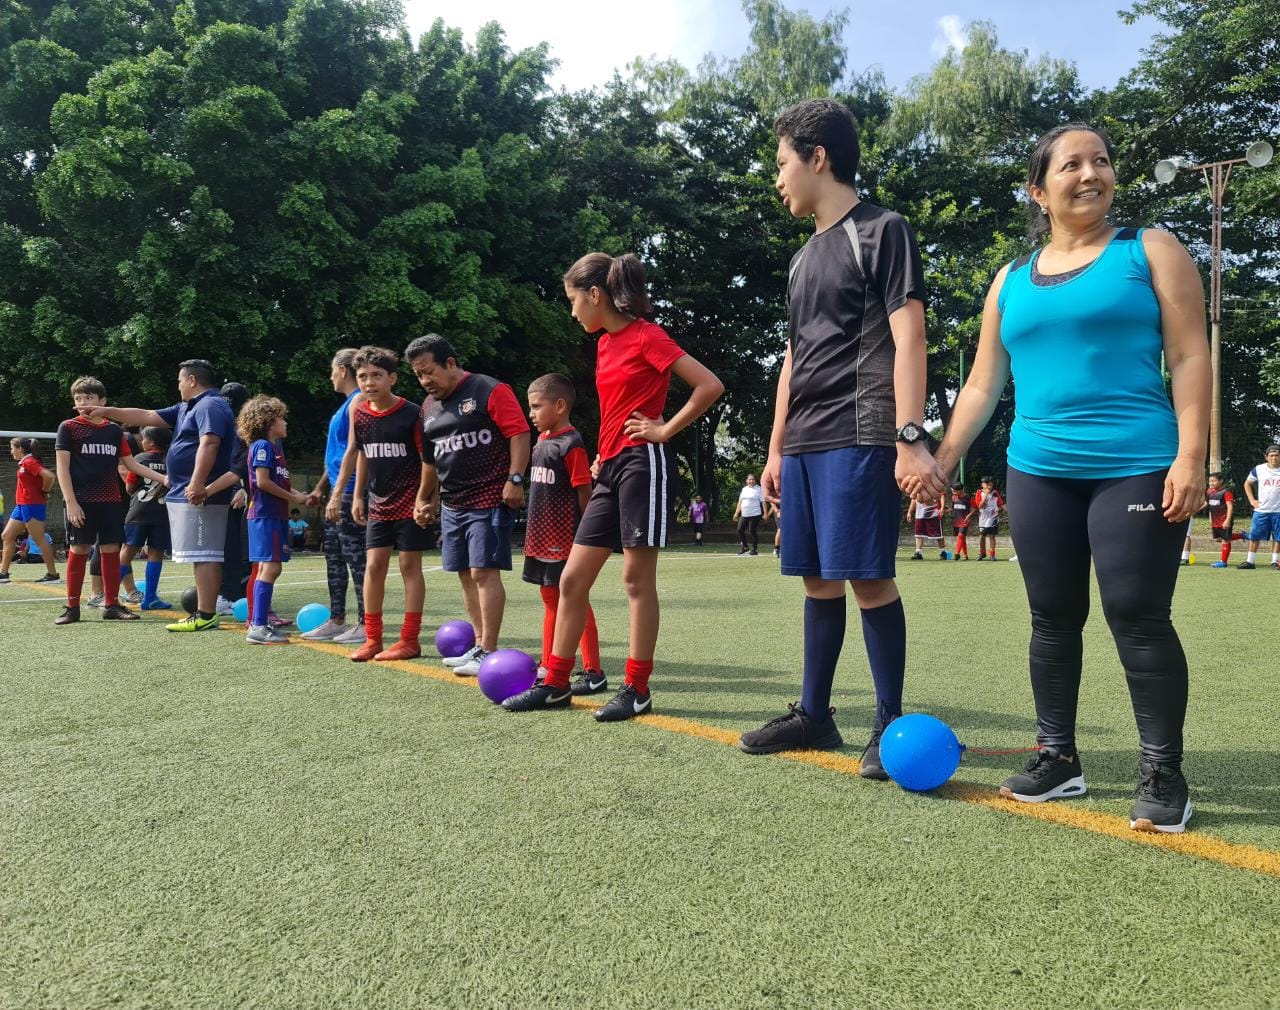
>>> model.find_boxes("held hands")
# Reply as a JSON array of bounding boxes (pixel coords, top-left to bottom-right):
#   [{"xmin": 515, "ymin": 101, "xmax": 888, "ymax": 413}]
[
  {"xmin": 897, "ymin": 442, "xmax": 950, "ymax": 503},
  {"xmin": 623, "ymin": 411, "xmax": 667, "ymax": 443},
  {"xmin": 1163, "ymin": 455, "xmax": 1206, "ymax": 523},
  {"xmin": 305, "ymin": 491, "xmax": 323, "ymax": 509}
]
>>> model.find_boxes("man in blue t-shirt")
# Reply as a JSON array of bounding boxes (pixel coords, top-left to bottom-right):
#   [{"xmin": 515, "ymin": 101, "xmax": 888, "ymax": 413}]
[
  {"xmin": 304, "ymin": 348, "xmax": 368, "ymax": 643},
  {"xmin": 90, "ymin": 358, "xmax": 235, "ymax": 632}
]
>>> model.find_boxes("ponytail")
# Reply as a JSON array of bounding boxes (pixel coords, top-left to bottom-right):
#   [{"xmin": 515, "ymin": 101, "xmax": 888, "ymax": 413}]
[
  {"xmin": 13, "ymin": 437, "xmax": 41, "ymax": 462},
  {"xmin": 564, "ymin": 252, "xmax": 655, "ymax": 320}
]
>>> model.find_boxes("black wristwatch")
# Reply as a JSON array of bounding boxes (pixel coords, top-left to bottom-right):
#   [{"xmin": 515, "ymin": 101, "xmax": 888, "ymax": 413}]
[
  {"xmin": 896, "ymin": 422, "xmax": 926, "ymax": 445},
  {"xmin": 508, "ymin": 473, "xmax": 524, "ymax": 485}
]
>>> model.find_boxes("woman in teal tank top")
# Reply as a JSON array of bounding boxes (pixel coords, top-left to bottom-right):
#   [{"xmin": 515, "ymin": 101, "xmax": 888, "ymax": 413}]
[{"xmin": 919, "ymin": 124, "xmax": 1210, "ymax": 833}]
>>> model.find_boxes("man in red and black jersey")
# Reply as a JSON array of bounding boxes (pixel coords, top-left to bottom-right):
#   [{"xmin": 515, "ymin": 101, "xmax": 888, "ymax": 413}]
[
  {"xmin": 54, "ymin": 377, "xmax": 167, "ymax": 625},
  {"xmin": 409, "ymin": 334, "xmax": 531, "ymax": 676},
  {"xmin": 348, "ymin": 346, "xmax": 430, "ymax": 663}
]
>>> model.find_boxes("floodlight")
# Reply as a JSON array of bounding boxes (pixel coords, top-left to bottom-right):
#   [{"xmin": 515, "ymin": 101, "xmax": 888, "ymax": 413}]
[
  {"xmin": 1154, "ymin": 159, "xmax": 1178, "ymax": 184},
  {"xmin": 1245, "ymin": 140, "xmax": 1274, "ymax": 168}
]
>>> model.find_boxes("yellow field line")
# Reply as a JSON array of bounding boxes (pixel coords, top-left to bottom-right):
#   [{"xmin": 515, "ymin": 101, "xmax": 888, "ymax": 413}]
[{"xmin": 9, "ymin": 580, "xmax": 1280, "ymax": 878}]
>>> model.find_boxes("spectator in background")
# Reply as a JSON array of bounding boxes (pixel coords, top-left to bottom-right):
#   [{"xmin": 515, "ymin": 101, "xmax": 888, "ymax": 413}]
[
  {"xmin": 289, "ymin": 509, "xmax": 309, "ymax": 551},
  {"xmin": 734, "ymin": 473, "xmax": 766, "ymax": 556},
  {"xmin": 689, "ymin": 493, "xmax": 708, "ymax": 546}
]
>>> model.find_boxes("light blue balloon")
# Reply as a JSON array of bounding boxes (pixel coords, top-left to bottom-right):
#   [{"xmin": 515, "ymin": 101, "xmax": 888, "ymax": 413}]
[
  {"xmin": 296, "ymin": 603, "xmax": 330, "ymax": 634},
  {"xmin": 879, "ymin": 713, "xmax": 962, "ymax": 792},
  {"xmin": 232, "ymin": 597, "xmax": 249, "ymax": 622},
  {"xmin": 135, "ymin": 579, "xmax": 146, "ymax": 596}
]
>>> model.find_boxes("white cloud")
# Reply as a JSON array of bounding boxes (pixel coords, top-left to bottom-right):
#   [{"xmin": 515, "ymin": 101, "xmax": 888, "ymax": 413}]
[
  {"xmin": 402, "ymin": 0, "xmax": 748, "ymax": 92},
  {"xmin": 930, "ymin": 15, "xmax": 969, "ymax": 58}
]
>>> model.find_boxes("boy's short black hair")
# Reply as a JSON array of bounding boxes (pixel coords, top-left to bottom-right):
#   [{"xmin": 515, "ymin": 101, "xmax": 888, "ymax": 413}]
[
  {"xmin": 1208, "ymin": 471, "xmax": 1225, "ymax": 480},
  {"xmin": 528, "ymin": 373, "xmax": 576, "ymax": 409},
  {"xmin": 980, "ymin": 475, "xmax": 994, "ymax": 484},
  {"xmin": 70, "ymin": 375, "xmax": 107, "ymax": 398},
  {"xmin": 951, "ymin": 482, "xmax": 965, "ymax": 490},
  {"xmin": 141, "ymin": 425, "xmax": 172, "ymax": 450},
  {"xmin": 353, "ymin": 346, "xmax": 398, "ymax": 374},
  {"xmin": 179, "ymin": 359, "xmax": 217, "ymax": 388},
  {"xmin": 404, "ymin": 334, "xmax": 458, "ymax": 368},
  {"xmin": 1267, "ymin": 444, "xmax": 1280, "ymax": 454},
  {"xmin": 291, "ymin": 508, "xmax": 301, "ymax": 515},
  {"xmin": 774, "ymin": 98, "xmax": 861, "ymax": 187},
  {"xmin": 220, "ymin": 382, "xmax": 249, "ymax": 416}
]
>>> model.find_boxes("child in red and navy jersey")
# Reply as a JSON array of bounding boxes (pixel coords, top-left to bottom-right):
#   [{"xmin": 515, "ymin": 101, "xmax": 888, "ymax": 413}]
[
  {"xmin": 523, "ymin": 373, "xmax": 604, "ymax": 693},
  {"xmin": 53, "ymin": 376, "xmax": 167, "ymax": 625},
  {"xmin": 349, "ymin": 346, "xmax": 430, "ymax": 662},
  {"xmin": 1, "ymin": 437, "xmax": 59, "ymax": 584},
  {"xmin": 408, "ymin": 334, "xmax": 531, "ymax": 675},
  {"xmin": 950, "ymin": 482, "xmax": 974, "ymax": 560},
  {"xmin": 503, "ymin": 253, "xmax": 723, "ymax": 719},
  {"xmin": 238, "ymin": 396, "xmax": 311, "ymax": 645},
  {"xmin": 120, "ymin": 426, "xmax": 172, "ymax": 609},
  {"xmin": 1202, "ymin": 471, "xmax": 1241, "ymax": 567}
]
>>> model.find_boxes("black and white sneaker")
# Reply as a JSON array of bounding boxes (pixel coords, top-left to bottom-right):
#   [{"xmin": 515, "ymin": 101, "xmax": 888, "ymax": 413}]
[
  {"xmin": 999, "ymin": 747, "xmax": 1086, "ymax": 802},
  {"xmin": 502, "ymin": 683, "xmax": 572, "ymax": 712},
  {"xmin": 570, "ymin": 669, "xmax": 608, "ymax": 695},
  {"xmin": 593, "ymin": 683, "xmax": 652, "ymax": 722},
  {"xmin": 0, "ymin": 571, "xmax": 9, "ymax": 583},
  {"xmin": 911, "ymin": 551, "xmax": 923, "ymax": 560},
  {"xmin": 1130, "ymin": 759, "xmax": 1192, "ymax": 834},
  {"xmin": 859, "ymin": 720, "xmax": 895, "ymax": 780},
  {"xmin": 1238, "ymin": 561, "xmax": 1256, "ymax": 570},
  {"xmin": 738, "ymin": 703, "xmax": 843, "ymax": 754}
]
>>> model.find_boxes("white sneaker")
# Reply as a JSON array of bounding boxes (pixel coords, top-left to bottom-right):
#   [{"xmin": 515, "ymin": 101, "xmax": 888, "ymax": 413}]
[
  {"xmin": 333, "ymin": 624, "xmax": 368, "ymax": 645},
  {"xmin": 123, "ymin": 589, "xmax": 143, "ymax": 604},
  {"xmin": 442, "ymin": 644, "xmax": 481, "ymax": 668},
  {"xmin": 246, "ymin": 624, "xmax": 290, "ymax": 645},
  {"xmin": 1009, "ymin": 555, "xmax": 1019, "ymax": 563},
  {"xmin": 453, "ymin": 649, "xmax": 488, "ymax": 677},
  {"xmin": 86, "ymin": 593, "xmax": 105, "ymax": 609},
  {"xmin": 301, "ymin": 618, "xmax": 349, "ymax": 641},
  {"xmin": 215, "ymin": 595, "xmax": 234, "ymax": 617}
]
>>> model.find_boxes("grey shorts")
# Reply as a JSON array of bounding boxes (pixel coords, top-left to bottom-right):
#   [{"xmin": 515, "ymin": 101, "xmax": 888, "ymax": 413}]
[{"xmin": 168, "ymin": 502, "xmax": 229, "ymax": 563}]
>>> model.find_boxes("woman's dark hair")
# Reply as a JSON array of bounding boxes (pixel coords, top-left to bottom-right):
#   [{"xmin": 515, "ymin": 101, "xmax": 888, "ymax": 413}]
[
  {"xmin": 11, "ymin": 436, "xmax": 42, "ymax": 461},
  {"xmin": 332, "ymin": 347, "xmax": 360, "ymax": 379},
  {"xmin": 1025, "ymin": 123, "xmax": 1117, "ymax": 241},
  {"xmin": 774, "ymin": 98, "xmax": 861, "ymax": 187},
  {"xmin": 563, "ymin": 252, "xmax": 655, "ymax": 319}
]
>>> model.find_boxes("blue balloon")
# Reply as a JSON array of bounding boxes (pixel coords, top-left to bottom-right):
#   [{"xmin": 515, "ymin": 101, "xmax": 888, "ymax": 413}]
[
  {"xmin": 135, "ymin": 579, "xmax": 146, "ymax": 596},
  {"xmin": 296, "ymin": 603, "xmax": 330, "ymax": 634},
  {"xmin": 879, "ymin": 713, "xmax": 962, "ymax": 792},
  {"xmin": 231, "ymin": 597, "xmax": 249, "ymax": 622}
]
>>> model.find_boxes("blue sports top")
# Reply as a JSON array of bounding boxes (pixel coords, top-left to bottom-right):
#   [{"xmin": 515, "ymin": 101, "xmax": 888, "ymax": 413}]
[
  {"xmin": 997, "ymin": 227, "xmax": 1178, "ymax": 479},
  {"xmin": 156, "ymin": 389, "xmax": 236, "ymax": 505},
  {"xmin": 325, "ymin": 389, "xmax": 360, "ymax": 495}
]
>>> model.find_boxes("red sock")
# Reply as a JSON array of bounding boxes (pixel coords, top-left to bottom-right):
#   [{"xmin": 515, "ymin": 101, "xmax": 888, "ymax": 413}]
[
  {"xmin": 245, "ymin": 562, "xmax": 259, "ymax": 623},
  {"xmin": 101, "ymin": 551, "xmax": 121, "ymax": 607},
  {"xmin": 545, "ymin": 653, "xmax": 574, "ymax": 691},
  {"xmin": 66, "ymin": 552, "xmax": 87, "ymax": 607},
  {"xmin": 625, "ymin": 657, "xmax": 654, "ymax": 694},
  {"xmin": 1221, "ymin": 541, "xmax": 1232, "ymax": 563},
  {"xmin": 400, "ymin": 611, "xmax": 421, "ymax": 643},
  {"xmin": 539, "ymin": 585, "xmax": 559, "ymax": 668},
  {"xmin": 580, "ymin": 605, "xmax": 601, "ymax": 671},
  {"xmin": 364, "ymin": 612, "xmax": 384, "ymax": 643},
  {"xmin": 956, "ymin": 532, "xmax": 967, "ymax": 557}
]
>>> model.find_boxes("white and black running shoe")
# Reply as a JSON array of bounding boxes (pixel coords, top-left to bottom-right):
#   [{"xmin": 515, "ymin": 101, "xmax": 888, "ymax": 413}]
[
  {"xmin": 502, "ymin": 683, "xmax": 572, "ymax": 712},
  {"xmin": 1130, "ymin": 759, "xmax": 1192, "ymax": 834},
  {"xmin": 999, "ymin": 747, "xmax": 1086, "ymax": 802},
  {"xmin": 570, "ymin": 669, "xmax": 608, "ymax": 695},
  {"xmin": 594, "ymin": 683, "xmax": 652, "ymax": 722}
]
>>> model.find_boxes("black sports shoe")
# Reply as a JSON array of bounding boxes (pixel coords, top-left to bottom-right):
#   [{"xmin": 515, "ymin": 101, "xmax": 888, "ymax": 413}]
[
  {"xmin": 1130, "ymin": 759, "xmax": 1192, "ymax": 833},
  {"xmin": 0, "ymin": 571, "xmax": 9, "ymax": 583},
  {"xmin": 34, "ymin": 572, "xmax": 61, "ymax": 584},
  {"xmin": 570, "ymin": 669, "xmax": 608, "ymax": 695},
  {"xmin": 594, "ymin": 683, "xmax": 652, "ymax": 722},
  {"xmin": 1238, "ymin": 561, "xmax": 1256, "ymax": 569},
  {"xmin": 502, "ymin": 683, "xmax": 571, "ymax": 712},
  {"xmin": 738, "ymin": 703, "xmax": 843, "ymax": 754},
  {"xmin": 859, "ymin": 720, "xmax": 896, "ymax": 780},
  {"xmin": 102, "ymin": 603, "xmax": 140, "ymax": 621},
  {"xmin": 55, "ymin": 605, "xmax": 80, "ymax": 626},
  {"xmin": 911, "ymin": 551, "xmax": 923, "ymax": 560},
  {"xmin": 999, "ymin": 746, "xmax": 1086, "ymax": 802}
]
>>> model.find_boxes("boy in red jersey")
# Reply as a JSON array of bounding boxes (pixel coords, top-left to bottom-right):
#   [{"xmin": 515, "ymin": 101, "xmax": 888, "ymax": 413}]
[
  {"xmin": 503, "ymin": 253, "xmax": 723, "ymax": 719},
  {"xmin": 1203, "ymin": 472, "xmax": 1240, "ymax": 567},
  {"xmin": 950, "ymin": 482, "xmax": 974, "ymax": 560},
  {"xmin": 523, "ymin": 372, "xmax": 604, "ymax": 693},
  {"xmin": 54, "ymin": 377, "xmax": 168, "ymax": 625},
  {"xmin": 348, "ymin": 347, "xmax": 430, "ymax": 662},
  {"xmin": 408, "ymin": 334, "xmax": 531, "ymax": 676}
]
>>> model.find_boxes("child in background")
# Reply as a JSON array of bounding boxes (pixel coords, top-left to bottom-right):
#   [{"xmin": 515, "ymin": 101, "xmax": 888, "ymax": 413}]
[
  {"xmin": 1203, "ymin": 472, "xmax": 1242, "ymax": 568},
  {"xmin": 120, "ymin": 426, "xmax": 173, "ymax": 609},
  {"xmin": 908, "ymin": 492, "xmax": 946, "ymax": 560},
  {"xmin": 289, "ymin": 510, "xmax": 309, "ymax": 551},
  {"xmin": 0, "ymin": 437, "xmax": 60, "ymax": 584},
  {"xmin": 950, "ymin": 482, "xmax": 974, "ymax": 560},
  {"xmin": 689, "ymin": 494, "xmax": 708, "ymax": 546},
  {"xmin": 973, "ymin": 476, "xmax": 1005, "ymax": 561},
  {"xmin": 523, "ymin": 373, "xmax": 605, "ymax": 694},
  {"xmin": 239, "ymin": 396, "xmax": 310, "ymax": 644}
]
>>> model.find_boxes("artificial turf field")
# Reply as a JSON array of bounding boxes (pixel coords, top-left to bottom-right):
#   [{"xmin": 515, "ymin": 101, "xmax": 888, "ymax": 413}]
[{"xmin": 3, "ymin": 545, "xmax": 1279, "ymax": 1009}]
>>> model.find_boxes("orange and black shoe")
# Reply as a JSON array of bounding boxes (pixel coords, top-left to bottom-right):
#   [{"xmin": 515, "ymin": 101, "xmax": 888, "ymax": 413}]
[
  {"xmin": 350, "ymin": 639, "xmax": 383, "ymax": 663},
  {"xmin": 374, "ymin": 640, "xmax": 421, "ymax": 662}
]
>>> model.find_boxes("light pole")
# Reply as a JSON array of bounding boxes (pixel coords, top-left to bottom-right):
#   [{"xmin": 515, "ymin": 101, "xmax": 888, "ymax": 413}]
[{"xmin": 1154, "ymin": 140, "xmax": 1274, "ymax": 473}]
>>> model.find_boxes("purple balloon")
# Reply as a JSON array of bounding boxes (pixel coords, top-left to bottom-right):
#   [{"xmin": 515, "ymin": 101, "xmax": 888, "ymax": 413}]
[
  {"xmin": 435, "ymin": 620, "xmax": 476, "ymax": 658},
  {"xmin": 477, "ymin": 650, "xmax": 538, "ymax": 703}
]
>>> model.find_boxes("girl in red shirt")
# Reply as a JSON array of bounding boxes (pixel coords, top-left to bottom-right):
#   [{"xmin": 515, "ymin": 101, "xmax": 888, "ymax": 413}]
[
  {"xmin": 1, "ymin": 438, "xmax": 59, "ymax": 583},
  {"xmin": 503, "ymin": 253, "xmax": 723, "ymax": 720}
]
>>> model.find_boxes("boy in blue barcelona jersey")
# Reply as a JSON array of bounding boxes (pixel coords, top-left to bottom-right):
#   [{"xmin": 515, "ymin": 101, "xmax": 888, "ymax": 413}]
[{"xmin": 237, "ymin": 396, "xmax": 310, "ymax": 644}]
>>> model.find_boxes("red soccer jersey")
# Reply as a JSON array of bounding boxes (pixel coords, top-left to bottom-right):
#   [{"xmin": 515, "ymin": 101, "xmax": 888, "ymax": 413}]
[
  {"xmin": 354, "ymin": 397, "xmax": 425, "ymax": 522},
  {"xmin": 524, "ymin": 427, "xmax": 592, "ymax": 562},
  {"xmin": 55, "ymin": 417, "xmax": 133, "ymax": 503},
  {"xmin": 15, "ymin": 454, "xmax": 48, "ymax": 505},
  {"xmin": 594, "ymin": 319, "xmax": 685, "ymax": 462},
  {"xmin": 1206, "ymin": 488, "xmax": 1233, "ymax": 528}
]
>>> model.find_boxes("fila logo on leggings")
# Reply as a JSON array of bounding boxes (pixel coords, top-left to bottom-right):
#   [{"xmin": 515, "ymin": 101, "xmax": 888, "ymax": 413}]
[{"xmin": 1127, "ymin": 503, "xmax": 1157, "ymax": 512}]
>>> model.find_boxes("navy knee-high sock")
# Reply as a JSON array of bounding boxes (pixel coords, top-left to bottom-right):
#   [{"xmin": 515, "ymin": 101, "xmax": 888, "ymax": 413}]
[
  {"xmin": 800, "ymin": 596, "xmax": 846, "ymax": 718},
  {"xmin": 860, "ymin": 597, "xmax": 906, "ymax": 727}
]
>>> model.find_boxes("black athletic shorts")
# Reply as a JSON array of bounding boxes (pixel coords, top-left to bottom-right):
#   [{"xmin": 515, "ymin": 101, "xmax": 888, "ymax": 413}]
[
  {"xmin": 576, "ymin": 443, "xmax": 676, "ymax": 550},
  {"xmin": 1211, "ymin": 526, "xmax": 1234, "ymax": 542},
  {"xmin": 366, "ymin": 516, "xmax": 432, "ymax": 552},
  {"xmin": 522, "ymin": 555, "xmax": 566, "ymax": 587},
  {"xmin": 979, "ymin": 525, "xmax": 998, "ymax": 536},
  {"xmin": 67, "ymin": 501, "xmax": 125, "ymax": 547}
]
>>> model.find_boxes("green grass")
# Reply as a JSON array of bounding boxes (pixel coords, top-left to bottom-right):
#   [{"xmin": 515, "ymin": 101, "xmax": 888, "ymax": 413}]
[{"xmin": 3, "ymin": 547, "xmax": 1280, "ymax": 1009}]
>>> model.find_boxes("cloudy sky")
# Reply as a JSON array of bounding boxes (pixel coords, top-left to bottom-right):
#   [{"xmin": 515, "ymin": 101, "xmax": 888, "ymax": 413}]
[{"xmin": 401, "ymin": 1, "xmax": 1163, "ymax": 93}]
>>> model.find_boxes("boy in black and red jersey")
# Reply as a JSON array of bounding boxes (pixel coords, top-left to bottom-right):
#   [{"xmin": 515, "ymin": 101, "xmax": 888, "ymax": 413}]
[
  {"xmin": 523, "ymin": 373, "xmax": 605, "ymax": 694},
  {"xmin": 408, "ymin": 334, "xmax": 531, "ymax": 677},
  {"xmin": 54, "ymin": 376, "xmax": 168, "ymax": 625},
  {"xmin": 348, "ymin": 346, "xmax": 430, "ymax": 663},
  {"xmin": 1203, "ymin": 471, "xmax": 1241, "ymax": 567},
  {"xmin": 950, "ymin": 482, "xmax": 974, "ymax": 560}
]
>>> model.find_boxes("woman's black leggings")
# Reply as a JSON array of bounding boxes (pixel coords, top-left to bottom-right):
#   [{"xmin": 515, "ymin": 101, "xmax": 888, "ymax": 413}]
[
  {"xmin": 1006, "ymin": 467, "xmax": 1189, "ymax": 764},
  {"xmin": 737, "ymin": 515, "xmax": 761, "ymax": 551}
]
